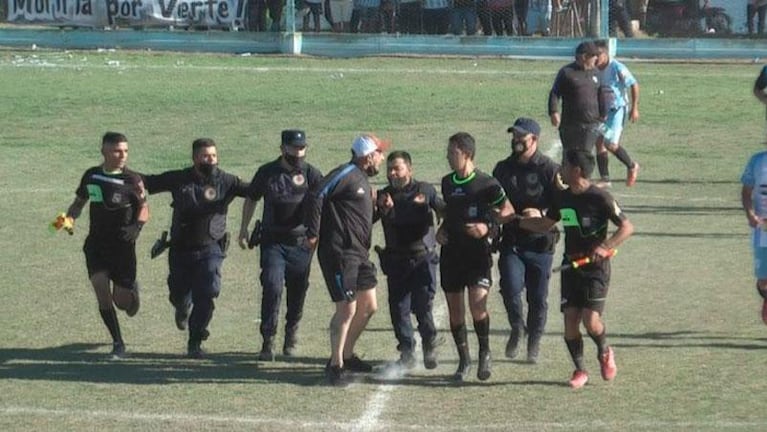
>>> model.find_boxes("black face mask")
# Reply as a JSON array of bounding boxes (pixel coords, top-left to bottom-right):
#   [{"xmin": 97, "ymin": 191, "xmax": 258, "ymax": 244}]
[
  {"xmin": 511, "ymin": 139, "xmax": 528, "ymax": 158},
  {"xmin": 283, "ymin": 154, "xmax": 306, "ymax": 170},
  {"xmin": 197, "ymin": 163, "xmax": 217, "ymax": 177}
]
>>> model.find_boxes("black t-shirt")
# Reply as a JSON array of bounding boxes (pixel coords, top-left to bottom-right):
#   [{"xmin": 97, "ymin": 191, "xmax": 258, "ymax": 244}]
[
  {"xmin": 143, "ymin": 167, "xmax": 249, "ymax": 247},
  {"xmin": 548, "ymin": 61, "xmax": 602, "ymax": 126},
  {"xmin": 247, "ymin": 158, "xmax": 323, "ymax": 238},
  {"xmin": 378, "ymin": 179, "xmax": 445, "ymax": 254},
  {"xmin": 492, "ymin": 151, "xmax": 560, "ymax": 250},
  {"xmin": 305, "ymin": 163, "xmax": 374, "ymax": 256},
  {"xmin": 440, "ymin": 169, "xmax": 507, "ymax": 247},
  {"xmin": 75, "ymin": 166, "xmax": 146, "ymax": 241},
  {"xmin": 548, "ymin": 185, "xmax": 627, "ymax": 256}
]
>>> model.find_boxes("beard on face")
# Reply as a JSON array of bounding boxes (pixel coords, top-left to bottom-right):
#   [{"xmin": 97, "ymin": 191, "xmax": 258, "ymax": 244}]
[{"xmin": 197, "ymin": 163, "xmax": 217, "ymax": 177}]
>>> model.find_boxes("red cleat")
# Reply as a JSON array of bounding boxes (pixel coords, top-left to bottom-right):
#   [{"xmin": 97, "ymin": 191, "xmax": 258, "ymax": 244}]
[
  {"xmin": 569, "ymin": 369, "xmax": 589, "ymax": 389},
  {"xmin": 599, "ymin": 347, "xmax": 617, "ymax": 381},
  {"xmin": 626, "ymin": 163, "xmax": 640, "ymax": 187}
]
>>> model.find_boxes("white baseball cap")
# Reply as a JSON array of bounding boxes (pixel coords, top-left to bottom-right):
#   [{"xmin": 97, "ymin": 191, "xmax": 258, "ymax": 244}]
[{"xmin": 351, "ymin": 134, "xmax": 390, "ymax": 158}]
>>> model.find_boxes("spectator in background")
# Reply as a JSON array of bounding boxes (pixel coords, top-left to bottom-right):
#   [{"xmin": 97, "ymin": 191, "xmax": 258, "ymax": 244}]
[
  {"xmin": 514, "ymin": 0, "xmax": 529, "ymax": 34},
  {"xmin": 749, "ymin": 0, "xmax": 767, "ymax": 35},
  {"xmin": 304, "ymin": 0, "xmax": 324, "ymax": 32},
  {"xmin": 423, "ymin": 0, "xmax": 451, "ymax": 34},
  {"xmin": 331, "ymin": 0, "xmax": 355, "ymax": 31},
  {"xmin": 399, "ymin": 0, "xmax": 424, "ymax": 33},
  {"xmin": 608, "ymin": 0, "xmax": 634, "ymax": 37},
  {"xmin": 487, "ymin": 0, "xmax": 515, "ymax": 35},
  {"xmin": 451, "ymin": 0, "xmax": 478, "ymax": 35},
  {"xmin": 381, "ymin": 0, "xmax": 397, "ymax": 33},
  {"xmin": 527, "ymin": 0, "xmax": 552, "ymax": 35},
  {"xmin": 358, "ymin": 0, "xmax": 382, "ymax": 32}
]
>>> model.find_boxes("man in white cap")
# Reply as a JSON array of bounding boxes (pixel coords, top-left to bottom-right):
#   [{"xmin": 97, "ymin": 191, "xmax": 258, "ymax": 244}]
[{"xmin": 305, "ymin": 133, "xmax": 389, "ymax": 386}]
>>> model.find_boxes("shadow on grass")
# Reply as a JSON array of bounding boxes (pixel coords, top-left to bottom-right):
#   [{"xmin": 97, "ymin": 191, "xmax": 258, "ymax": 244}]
[{"xmin": 0, "ymin": 343, "xmax": 330, "ymax": 386}]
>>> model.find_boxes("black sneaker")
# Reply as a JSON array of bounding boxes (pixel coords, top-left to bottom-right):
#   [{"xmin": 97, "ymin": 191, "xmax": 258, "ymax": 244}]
[
  {"xmin": 397, "ymin": 351, "xmax": 416, "ymax": 370},
  {"xmin": 422, "ymin": 335, "xmax": 444, "ymax": 370},
  {"xmin": 527, "ymin": 337, "xmax": 541, "ymax": 364},
  {"xmin": 258, "ymin": 338, "xmax": 275, "ymax": 361},
  {"xmin": 505, "ymin": 327, "xmax": 523, "ymax": 359},
  {"xmin": 452, "ymin": 358, "xmax": 472, "ymax": 382},
  {"xmin": 343, "ymin": 354, "xmax": 373, "ymax": 372},
  {"xmin": 175, "ymin": 304, "xmax": 191, "ymax": 331},
  {"xmin": 187, "ymin": 342, "xmax": 205, "ymax": 360},
  {"xmin": 283, "ymin": 332, "xmax": 297, "ymax": 357},
  {"xmin": 126, "ymin": 285, "xmax": 140, "ymax": 317},
  {"xmin": 477, "ymin": 350, "xmax": 492, "ymax": 381},
  {"xmin": 325, "ymin": 362, "xmax": 349, "ymax": 387},
  {"xmin": 110, "ymin": 341, "xmax": 126, "ymax": 359}
]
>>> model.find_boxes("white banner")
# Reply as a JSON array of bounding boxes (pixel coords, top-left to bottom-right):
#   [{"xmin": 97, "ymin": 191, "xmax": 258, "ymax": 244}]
[{"xmin": 6, "ymin": 0, "xmax": 248, "ymax": 28}]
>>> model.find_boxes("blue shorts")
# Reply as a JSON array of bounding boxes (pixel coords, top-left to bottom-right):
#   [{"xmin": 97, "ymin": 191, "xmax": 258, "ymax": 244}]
[
  {"xmin": 752, "ymin": 229, "xmax": 767, "ymax": 279},
  {"xmin": 600, "ymin": 106, "xmax": 627, "ymax": 145}
]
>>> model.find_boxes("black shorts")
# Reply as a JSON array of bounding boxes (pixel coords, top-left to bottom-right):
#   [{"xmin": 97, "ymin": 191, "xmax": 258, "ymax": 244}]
[
  {"xmin": 560, "ymin": 259, "xmax": 611, "ymax": 313},
  {"xmin": 318, "ymin": 250, "xmax": 378, "ymax": 302},
  {"xmin": 83, "ymin": 236, "xmax": 137, "ymax": 288},
  {"xmin": 440, "ymin": 242, "xmax": 492, "ymax": 293},
  {"xmin": 559, "ymin": 123, "xmax": 600, "ymax": 154}
]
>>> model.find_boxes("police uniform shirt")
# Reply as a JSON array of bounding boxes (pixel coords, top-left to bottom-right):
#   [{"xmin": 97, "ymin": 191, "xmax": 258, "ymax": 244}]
[
  {"xmin": 143, "ymin": 167, "xmax": 249, "ymax": 247},
  {"xmin": 305, "ymin": 163, "xmax": 374, "ymax": 257},
  {"xmin": 492, "ymin": 151, "xmax": 560, "ymax": 250},
  {"xmin": 378, "ymin": 180, "xmax": 445, "ymax": 254},
  {"xmin": 548, "ymin": 185, "xmax": 627, "ymax": 257},
  {"xmin": 247, "ymin": 158, "xmax": 323, "ymax": 239},
  {"xmin": 440, "ymin": 169, "xmax": 507, "ymax": 247},
  {"xmin": 75, "ymin": 166, "xmax": 146, "ymax": 241},
  {"xmin": 548, "ymin": 61, "xmax": 602, "ymax": 126}
]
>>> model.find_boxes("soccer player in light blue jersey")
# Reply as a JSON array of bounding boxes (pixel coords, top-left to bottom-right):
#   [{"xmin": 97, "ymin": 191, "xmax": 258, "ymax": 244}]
[
  {"xmin": 741, "ymin": 146, "xmax": 767, "ymax": 325},
  {"xmin": 594, "ymin": 39, "xmax": 640, "ymax": 188}
]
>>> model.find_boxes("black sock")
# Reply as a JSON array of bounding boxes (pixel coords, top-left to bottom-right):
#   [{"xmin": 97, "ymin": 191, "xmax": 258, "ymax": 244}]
[
  {"xmin": 597, "ymin": 152, "xmax": 609, "ymax": 179},
  {"xmin": 588, "ymin": 330, "xmax": 607, "ymax": 357},
  {"xmin": 613, "ymin": 146, "xmax": 634, "ymax": 170},
  {"xmin": 565, "ymin": 337, "xmax": 585, "ymax": 370},
  {"xmin": 99, "ymin": 308, "xmax": 123, "ymax": 344},
  {"xmin": 451, "ymin": 323, "xmax": 469, "ymax": 360},
  {"xmin": 473, "ymin": 317, "xmax": 490, "ymax": 353}
]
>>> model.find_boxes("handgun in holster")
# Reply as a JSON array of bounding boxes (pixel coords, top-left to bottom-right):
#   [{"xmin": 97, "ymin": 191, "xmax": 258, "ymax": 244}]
[
  {"xmin": 248, "ymin": 220, "xmax": 263, "ymax": 249},
  {"xmin": 150, "ymin": 230, "xmax": 170, "ymax": 259}
]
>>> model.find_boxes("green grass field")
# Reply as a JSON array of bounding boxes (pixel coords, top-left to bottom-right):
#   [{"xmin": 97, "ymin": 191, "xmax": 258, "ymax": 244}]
[{"xmin": 1, "ymin": 49, "xmax": 766, "ymax": 431}]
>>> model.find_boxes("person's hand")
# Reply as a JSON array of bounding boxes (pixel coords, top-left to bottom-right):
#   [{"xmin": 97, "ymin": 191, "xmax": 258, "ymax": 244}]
[
  {"xmin": 629, "ymin": 107, "xmax": 640, "ymax": 123},
  {"xmin": 305, "ymin": 237, "xmax": 318, "ymax": 250},
  {"xmin": 591, "ymin": 244, "xmax": 614, "ymax": 263},
  {"xmin": 120, "ymin": 222, "xmax": 144, "ymax": 242},
  {"xmin": 377, "ymin": 192, "xmax": 394, "ymax": 213},
  {"xmin": 464, "ymin": 222, "xmax": 489, "ymax": 239},
  {"xmin": 747, "ymin": 211, "xmax": 763, "ymax": 228},
  {"xmin": 238, "ymin": 229, "xmax": 249, "ymax": 250},
  {"xmin": 550, "ymin": 112, "xmax": 561, "ymax": 127}
]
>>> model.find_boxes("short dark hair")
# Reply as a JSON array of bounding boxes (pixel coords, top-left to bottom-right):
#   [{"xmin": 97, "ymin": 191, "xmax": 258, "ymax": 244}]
[
  {"xmin": 594, "ymin": 39, "xmax": 609, "ymax": 50},
  {"xmin": 192, "ymin": 138, "xmax": 217, "ymax": 155},
  {"xmin": 387, "ymin": 150, "xmax": 412, "ymax": 165},
  {"xmin": 564, "ymin": 150, "xmax": 595, "ymax": 178},
  {"xmin": 448, "ymin": 132, "xmax": 476, "ymax": 160},
  {"xmin": 102, "ymin": 132, "xmax": 127, "ymax": 147}
]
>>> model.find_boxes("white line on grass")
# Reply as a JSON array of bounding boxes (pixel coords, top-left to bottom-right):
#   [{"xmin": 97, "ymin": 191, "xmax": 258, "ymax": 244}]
[
  {"xmin": 3, "ymin": 406, "xmax": 765, "ymax": 430},
  {"xmin": 0, "ymin": 58, "xmax": 760, "ymax": 79},
  {"xmin": 353, "ymin": 296, "xmax": 449, "ymax": 432}
]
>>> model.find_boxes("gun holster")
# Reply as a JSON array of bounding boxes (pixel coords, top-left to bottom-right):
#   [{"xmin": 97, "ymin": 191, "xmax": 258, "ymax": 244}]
[
  {"xmin": 248, "ymin": 220, "xmax": 263, "ymax": 249},
  {"xmin": 150, "ymin": 231, "xmax": 170, "ymax": 259}
]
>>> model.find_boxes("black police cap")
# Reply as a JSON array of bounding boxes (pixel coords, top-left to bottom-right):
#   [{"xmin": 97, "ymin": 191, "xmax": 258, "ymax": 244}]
[{"xmin": 281, "ymin": 130, "xmax": 307, "ymax": 147}]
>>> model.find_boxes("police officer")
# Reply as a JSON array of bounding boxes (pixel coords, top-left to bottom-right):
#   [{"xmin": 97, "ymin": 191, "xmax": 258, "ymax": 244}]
[
  {"xmin": 492, "ymin": 118, "xmax": 560, "ymax": 364},
  {"xmin": 238, "ymin": 130, "xmax": 323, "ymax": 361},
  {"xmin": 143, "ymin": 138, "xmax": 249, "ymax": 359},
  {"xmin": 61, "ymin": 132, "xmax": 148, "ymax": 359},
  {"xmin": 375, "ymin": 150, "xmax": 445, "ymax": 370}
]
